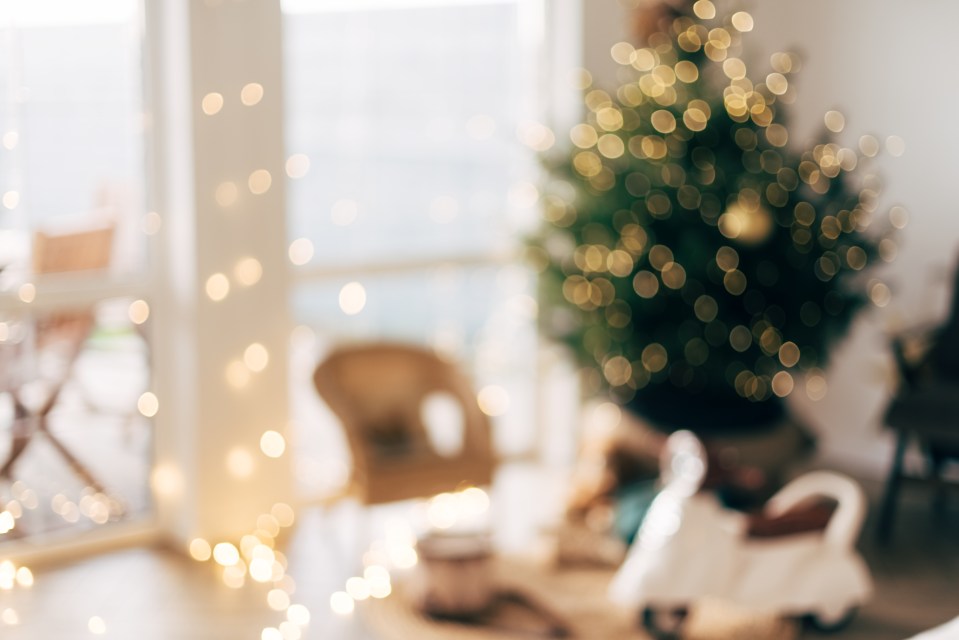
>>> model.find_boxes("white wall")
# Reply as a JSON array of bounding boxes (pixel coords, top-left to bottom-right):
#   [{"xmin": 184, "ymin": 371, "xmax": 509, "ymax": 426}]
[
  {"xmin": 582, "ymin": 0, "xmax": 959, "ymax": 474},
  {"xmin": 746, "ymin": 1, "xmax": 959, "ymax": 473}
]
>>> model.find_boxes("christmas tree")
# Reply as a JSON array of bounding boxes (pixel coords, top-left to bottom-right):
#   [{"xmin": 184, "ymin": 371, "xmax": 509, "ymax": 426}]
[{"xmin": 532, "ymin": 0, "xmax": 891, "ymax": 432}]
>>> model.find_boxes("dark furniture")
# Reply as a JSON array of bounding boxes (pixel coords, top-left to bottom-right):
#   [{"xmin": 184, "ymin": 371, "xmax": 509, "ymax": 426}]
[{"xmin": 877, "ymin": 266, "xmax": 959, "ymax": 542}]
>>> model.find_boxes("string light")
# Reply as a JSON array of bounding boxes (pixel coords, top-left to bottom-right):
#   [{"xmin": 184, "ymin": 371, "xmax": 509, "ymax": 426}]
[
  {"xmin": 1, "ymin": 130, "xmax": 18, "ymax": 150},
  {"xmin": 201, "ymin": 92, "xmax": 224, "ymax": 115},
  {"xmin": 205, "ymin": 273, "xmax": 231, "ymax": 301},
  {"xmin": 288, "ymin": 238, "xmax": 314, "ymax": 266},
  {"xmin": 476, "ymin": 385, "xmax": 510, "ymax": 416},
  {"xmin": 531, "ymin": 3, "xmax": 893, "ymax": 416},
  {"xmin": 226, "ymin": 447, "xmax": 256, "ymax": 479},
  {"xmin": 137, "ymin": 392, "xmax": 159, "ymax": 417},
  {"xmin": 0, "ymin": 511, "xmax": 15, "ymax": 534},
  {"xmin": 128, "ymin": 299, "xmax": 150, "ymax": 324},
  {"xmin": 189, "ymin": 538, "xmax": 213, "ymax": 561},
  {"xmin": 87, "ymin": 616, "xmax": 106, "ymax": 635},
  {"xmin": 329, "ymin": 591, "xmax": 354, "ymax": 615},
  {"xmin": 216, "ymin": 181, "xmax": 239, "ymax": 207},
  {"xmin": 244, "ymin": 343, "xmax": 270, "ymax": 372},
  {"xmin": 241, "ymin": 82, "xmax": 264, "ymax": 106},
  {"xmin": 260, "ymin": 431, "xmax": 286, "ymax": 458},
  {"xmin": 248, "ymin": 169, "xmax": 273, "ymax": 195},
  {"xmin": 338, "ymin": 282, "xmax": 366, "ymax": 315},
  {"xmin": 285, "ymin": 153, "xmax": 310, "ymax": 179},
  {"xmin": 17, "ymin": 283, "xmax": 35, "ymax": 304},
  {"xmin": 2, "ymin": 191, "xmax": 19, "ymax": 209},
  {"xmin": 234, "ymin": 257, "xmax": 263, "ymax": 286}
]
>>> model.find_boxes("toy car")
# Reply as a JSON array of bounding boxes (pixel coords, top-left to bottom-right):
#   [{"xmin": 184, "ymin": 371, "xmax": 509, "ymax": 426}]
[{"xmin": 608, "ymin": 430, "xmax": 873, "ymax": 636}]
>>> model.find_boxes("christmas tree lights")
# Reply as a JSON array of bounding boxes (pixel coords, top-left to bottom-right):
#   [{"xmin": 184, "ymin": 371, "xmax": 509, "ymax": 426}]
[{"xmin": 533, "ymin": 0, "xmax": 893, "ymax": 431}]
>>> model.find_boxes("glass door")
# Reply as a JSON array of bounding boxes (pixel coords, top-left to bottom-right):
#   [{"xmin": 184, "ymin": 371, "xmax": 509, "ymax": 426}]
[{"xmin": 0, "ymin": 0, "xmax": 153, "ymax": 545}]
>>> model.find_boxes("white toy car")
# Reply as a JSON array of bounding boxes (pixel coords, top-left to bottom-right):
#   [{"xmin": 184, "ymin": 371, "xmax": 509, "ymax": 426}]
[{"xmin": 608, "ymin": 430, "xmax": 873, "ymax": 636}]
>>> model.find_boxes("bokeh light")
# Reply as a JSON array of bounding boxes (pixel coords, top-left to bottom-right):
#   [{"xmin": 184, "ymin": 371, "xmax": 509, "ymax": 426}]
[
  {"xmin": 15, "ymin": 567, "xmax": 32, "ymax": 588},
  {"xmin": 287, "ymin": 604, "xmax": 310, "ymax": 626},
  {"xmin": 137, "ymin": 392, "xmax": 159, "ymax": 417},
  {"xmin": 226, "ymin": 359, "xmax": 251, "ymax": 389},
  {"xmin": 517, "ymin": 120, "xmax": 555, "ymax": 151},
  {"xmin": 2, "ymin": 130, "xmax": 18, "ymax": 150},
  {"xmin": 267, "ymin": 588, "xmax": 290, "ymax": 611},
  {"xmin": 271, "ymin": 502, "xmax": 295, "ymax": 527},
  {"xmin": 244, "ymin": 343, "xmax": 269, "ymax": 372},
  {"xmin": 216, "ymin": 181, "xmax": 239, "ymax": 207},
  {"xmin": 731, "ymin": 11, "xmax": 754, "ymax": 31},
  {"xmin": 189, "ymin": 538, "xmax": 213, "ymax": 561},
  {"xmin": 330, "ymin": 591, "xmax": 354, "ymax": 615},
  {"xmin": 205, "ymin": 273, "xmax": 230, "ymax": 301},
  {"xmin": 128, "ymin": 299, "xmax": 150, "ymax": 324},
  {"xmin": 241, "ymin": 82, "xmax": 264, "ymax": 106},
  {"xmin": 248, "ymin": 169, "xmax": 273, "ymax": 195},
  {"xmin": 338, "ymin": 282, "xmax": 367, "ymax": 315},
  {"xmin": 262, "ymin": 628, "xmax": 282, "ymax": 640},
  {"xmin": 806, "ymin": 373, "xmax": 828, "ymax": 401},
  {"xmin": 151, "ymin": 464, "xmax": 184, "ymax": 498},
  {"xmin": 17, "ymin": 283, "xmax": 35, "ymax": 304},
  {"xmin": 1, "ymin": 607, "xmax": 18, "ymax": 625},
  {"xmin": 234, "ymin": 257, "xmax": 263, "ymax": 286},
  {"xmin": 477, "ymin": 385, "xmax": 510, "ymax": 416},
  {"xmin": 260, "ymin": 431, "xmax": 286, "ymax": 458},
  {"xmin": 213, "ymin": 542, "xmax": 240, "ymax": 566},
  {"xmin": 824, "ymin": 110, "xmax": 845, "ymax": 133},
  {"xmin": 87, "ymin": 616, "xmax": 106, "ymax": 635},
  {"xmin": 201, "ymin": 92, "xmax": 223, "ymax": 115},
  {"xmin": 226, "ymin": 447, "xmax": 256, "ymax": 479},
  {"xmin": 885, "ymin": 135, "xmax": 906, "ymax": 157},
  {"xmin": 2, "ymin": 191, "xmax": 19, "ymax": 209},
  {"xmin": 142, "ymin": 211, "xmax": 162, "ymax": 235},
  {"xmin": 288, "ymin": 238, "xmax": 314, "ymax": 266},
  {"xmin": 285, "ymin": 153, "xmax": 310, "ymax": 179}
]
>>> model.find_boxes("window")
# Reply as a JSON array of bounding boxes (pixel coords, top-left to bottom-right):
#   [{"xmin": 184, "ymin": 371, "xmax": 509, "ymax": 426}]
[
  {"xmin": 0, "ymin": 1, "xmax": 152, "ymax": 544},
  {"xmin": 0, "ymin": 0, "xmax": 581, "ymax": 548},
  {"xmin": 282, "ymin": 0, "xmax": 547, "ymax": 498}
]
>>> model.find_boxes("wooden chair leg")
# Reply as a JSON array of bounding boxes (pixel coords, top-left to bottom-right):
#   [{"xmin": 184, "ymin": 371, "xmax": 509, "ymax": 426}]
[
  {"xmin": 0, "ymin": 401, "xmax": 34, "ymax": 480},
  {"xmin": 40, "ymin": 420, "xmax": 112, "ymax": 499},
  {"xmin": 877, "ymin": 430, "xmax": 908, "ymax": 543}
]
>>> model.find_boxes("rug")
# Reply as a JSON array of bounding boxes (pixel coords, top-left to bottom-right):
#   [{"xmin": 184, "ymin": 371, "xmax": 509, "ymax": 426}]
[{"xmin": 362, "ymin": 558, "xmax": 799, "ymax": 640}]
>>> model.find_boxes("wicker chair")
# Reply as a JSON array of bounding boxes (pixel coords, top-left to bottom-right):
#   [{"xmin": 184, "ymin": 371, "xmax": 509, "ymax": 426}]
[{"xmin": 312, "ymin": 342, "xmax": 494, "ymax": 505}]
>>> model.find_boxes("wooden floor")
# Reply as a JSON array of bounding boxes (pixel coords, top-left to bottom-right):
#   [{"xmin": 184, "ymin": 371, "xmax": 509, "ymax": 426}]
[
  {"xmin": 808, "ymin": 477, "xmax": 959, "ymax": 640},
  {"xmin": 1, "ymin": 469, "xmax": 957, "ymax": 640}
]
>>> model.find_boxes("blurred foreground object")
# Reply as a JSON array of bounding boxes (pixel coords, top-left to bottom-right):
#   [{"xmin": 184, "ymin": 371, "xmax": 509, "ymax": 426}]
[
  {"xmin": 608, "ymin": 430, "xmax": 871, "ymax": 637},
  {"xmin": 560, "ymin": 407, "xmax": 813, "ymax": 561},
  {"xmin": 906, "ymin": 615, "xmax": 959, "ymax": 640},
  {"xmin": 409, "ymin": 531, "xmax": 494, "ymax": 618}
]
